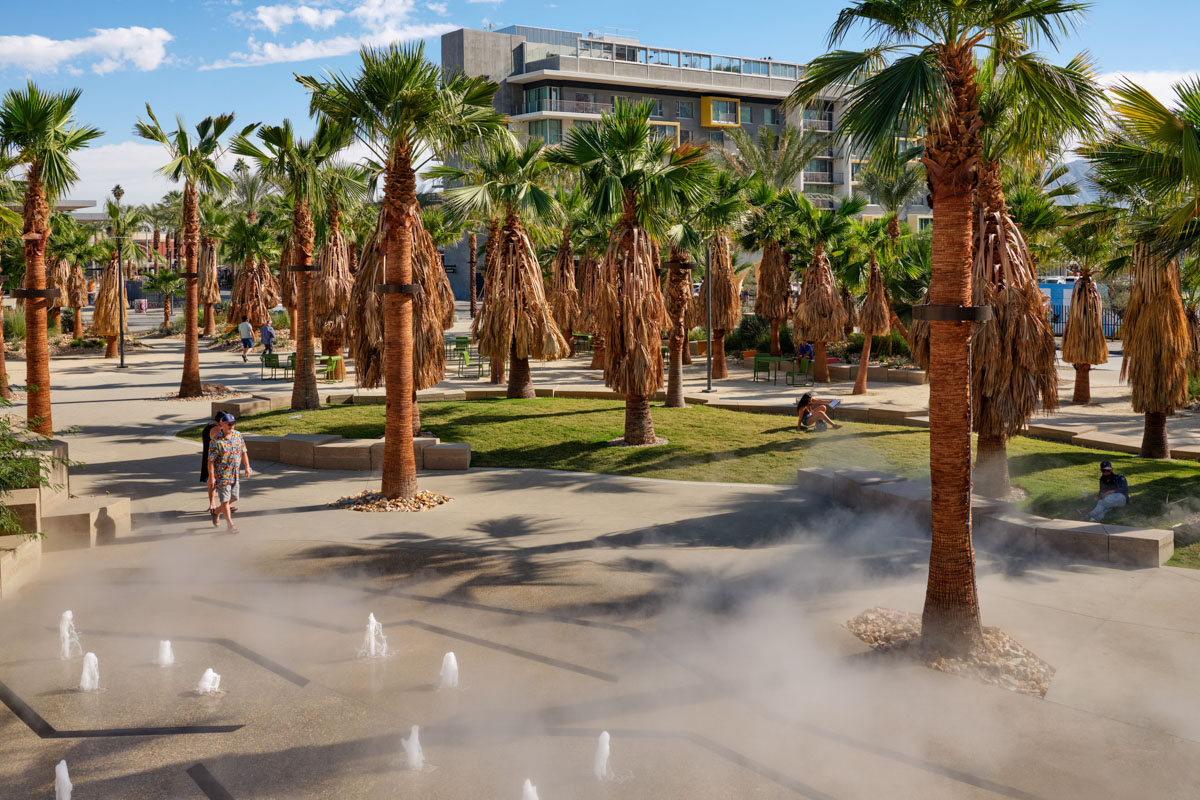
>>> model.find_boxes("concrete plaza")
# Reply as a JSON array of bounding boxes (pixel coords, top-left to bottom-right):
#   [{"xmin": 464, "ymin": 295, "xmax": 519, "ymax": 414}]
[{"xmin": 2, "ymin": 306, "xmax": 1200, "ymax": 798}]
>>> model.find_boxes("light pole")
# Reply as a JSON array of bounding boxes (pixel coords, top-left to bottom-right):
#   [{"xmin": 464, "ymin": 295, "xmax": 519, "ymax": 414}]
[
  {"xmin": 703, "ymin": 241, "xmax": 715, "ymax": 393},
  {"xmin": 117, "ymin": 236, "xmax": 127, "ymax": 369}
]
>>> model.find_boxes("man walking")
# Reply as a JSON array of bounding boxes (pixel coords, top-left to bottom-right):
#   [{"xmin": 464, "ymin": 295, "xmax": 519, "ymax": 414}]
[
  {"xmin": 238, "ymin": 315, "xmax": 254, "ymax": 362},
  {"xmin": 207, "ymin": 413, "xmax": 251, "ymax": 532},
  {"xmin": 1088, "ymin": 460, "xmax": 1129, "ymax": 522},
  {"xmin": 261, "ymin": 319, "xmax": 276, "ymax": 356}
]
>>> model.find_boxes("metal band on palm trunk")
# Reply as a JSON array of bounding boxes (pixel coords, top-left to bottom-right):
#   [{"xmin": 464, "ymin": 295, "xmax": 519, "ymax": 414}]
[
  {"xmin": 375, "ymin": 284, "xmax": 421, "ymax": 295},
  {"xmin": 912, "ymin": 305, "xmax": 992, "ymax": 322},
  {"xmin": 10, "ymin": 288, "xmax": 61, "ymax": 299},
  {"xmin": 289, "ymin": 263, "xmax": 319, "ymax": 272}
]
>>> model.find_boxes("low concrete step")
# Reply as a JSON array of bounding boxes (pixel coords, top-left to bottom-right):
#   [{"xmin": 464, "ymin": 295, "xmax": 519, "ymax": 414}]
[
  {"xmin": 41, "ymin": 496, "xmax": 132, "ymax": 550},
  {"xmin": 0, "ymin": 536, "xmax": 42, "ymax": 599},
  {"xmin": 424, "ymin": 442, "xmax": 471, "ymax": 470}
]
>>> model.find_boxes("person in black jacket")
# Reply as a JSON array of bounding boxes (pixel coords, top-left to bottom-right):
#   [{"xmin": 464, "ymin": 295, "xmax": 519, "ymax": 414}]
[{"xmin": 1088, "ymin": 460, "xmax": 1129, "ymax": 522}]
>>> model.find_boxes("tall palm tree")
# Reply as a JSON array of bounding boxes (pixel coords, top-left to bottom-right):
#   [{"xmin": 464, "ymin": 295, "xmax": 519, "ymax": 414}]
[
  {"xmin": 715, "ymin": 125, "xmax": 830, "ymax": 189},
  {"xmin": 0, "ymin": 82, "xmax": 101, "ymax": 433},
  {"xmin": 858, "ymin": 140, "xmax": 926, "ymax": 241},
  {"xmin": 312, "ymin": 160, "xmax": 369, "ymax": 378},
  {"xmin": 232, "ymin": 118, "xmax": 350, "ymax": 410},
  {"xmin": 549, "ymin": 100, "xmax": 711, "ymax": 444},
  {"xmin": 144, "ymin": 269, "xmax": 186, "ymax": 328},
  {"xmin": 46, "ymin": 213, "xmax": 97, "ymax": 338},
  {"xmin": 436, "ymin": 135, "xmax": 569, "ymax": 398},
  {"xmin": 1085, "ymin": 78, "xmax": 1200, "ymax": 458},
  {"xmin": 135, "ymin": 106, "xmax": 247, "ymax": 398},
  {"xmin": 198, "ymin": 195, "xmax": 231, "ymax": 337},
  {"xmin": 695, "ymin": 170, "xmax": 748, "ymax": 380},
  {"xmin": 846, "ymin": 218, "xmax": 894, "ymax": 394},
  {"xmin": 299, "ymin": 43, "xmax": 504, "ymax": 499},
  {"xmin": 546, "ymin": 184, "xmax": 584, "ymax": 356},
  {"xmin": 791, "ymin": 194, "xmax": 865, "ymax": 383},
  {"xmin": 741, "ymin": 181, "xmax": 797, "ymax": 356},
  {"xmin": 223, "ymin": 216, "xmax": 279, "ymax": 329},
  {"xmin": 790, "ymin": 0, "xmax": 1089, "ymax": 654},
  {"xmin": 1057, "ymin": 219, "xmax": 1115, "ymax": 403}
]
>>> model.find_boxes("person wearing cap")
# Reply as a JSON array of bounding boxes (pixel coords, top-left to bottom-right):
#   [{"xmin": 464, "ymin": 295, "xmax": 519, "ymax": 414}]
[
  {"xmin": 1088, "ymin": 460, "xmax": 1129, "ymax": 522},
  {"xmin": 207, "ymin": 413, "xmax": 251, "ymax": 531}
]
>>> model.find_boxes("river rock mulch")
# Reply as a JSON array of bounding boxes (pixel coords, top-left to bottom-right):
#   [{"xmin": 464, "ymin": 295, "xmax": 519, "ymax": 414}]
[
  {"xmin": 846, "ymin": 607, "xmax": 1055, "ymax": 698},
  {"xmin": 159, "ymin": 383, "xmax": 238, "ymax": 401},
  {"xmin": 331, "ymin": 489, "xmax": 450, "ymax": 513}
]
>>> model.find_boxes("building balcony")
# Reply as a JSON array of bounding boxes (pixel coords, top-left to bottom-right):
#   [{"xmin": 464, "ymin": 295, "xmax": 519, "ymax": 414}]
[
  {"xmin": 514, "ymin": 99, "xmax": 615, "ymax": 117},
  {"xmin": 803, "ymin": 118, "xmax": 833, "ymax": 132},
  {"xmin": 803, "ymin": 171, "xmax": 843, "ymax": 184}
]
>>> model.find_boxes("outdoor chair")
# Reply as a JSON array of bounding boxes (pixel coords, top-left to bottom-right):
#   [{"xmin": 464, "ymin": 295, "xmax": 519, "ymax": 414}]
[
  {"xmin": 752, "ymin": 354, "xmax": 771, "ymax": 382},
  {"xmin": 283, "ymin": 353, "xmax": 296, "ymax": 380},
  {"xmin": 459, "ymin": 356, "xmax": 486, "ymax": 378},
  {"xmin": 786, "ymin": 357, "xmax": 814, "ymax": 386},
  {"xmin": 320, "ymin": 355, "xmax": 344, "ymax": 383},
  {"xmin": 261, "ymin": 353, "xmax": 282, "ymax": 380}
]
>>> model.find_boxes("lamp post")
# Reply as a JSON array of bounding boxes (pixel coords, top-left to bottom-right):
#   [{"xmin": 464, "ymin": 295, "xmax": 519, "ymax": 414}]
[
  {"xmin": 116, "ymin": 236, "xmax": 127, "ymax": 369},
  {"xmin": 703, "ymin": 241, "xmax": 715, "ymax": 393}
]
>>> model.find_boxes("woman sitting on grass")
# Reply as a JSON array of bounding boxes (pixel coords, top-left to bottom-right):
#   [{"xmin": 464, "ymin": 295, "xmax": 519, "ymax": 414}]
[{"xmin": 796, "ymin": 392, "xmax": 841, "ymax": 432}]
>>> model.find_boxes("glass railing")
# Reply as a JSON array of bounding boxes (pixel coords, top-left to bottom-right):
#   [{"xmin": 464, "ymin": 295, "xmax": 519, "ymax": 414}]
[
  {"xmin": 803, "ymin": 171, "xmax": 843, "ymax": 184},
  {"xmin": 516, "ymin": 99, "xmax": 616, "ymax": 116}
]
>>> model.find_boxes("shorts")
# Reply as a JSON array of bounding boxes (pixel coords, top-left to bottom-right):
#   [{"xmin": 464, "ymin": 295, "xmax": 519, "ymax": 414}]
[
  {"xmin": 216, "ymin": 479, "xmax": 240, "ymax": 504},
  {"xmin": 241, "ymin": 337, "xmax": 254, "ymax": 349}
]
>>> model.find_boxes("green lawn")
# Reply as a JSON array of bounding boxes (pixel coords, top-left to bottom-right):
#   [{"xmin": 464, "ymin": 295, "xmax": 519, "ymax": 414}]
[{"xmin": 182, "ymin": 397, "xmax": 1200, "ymax": 531}]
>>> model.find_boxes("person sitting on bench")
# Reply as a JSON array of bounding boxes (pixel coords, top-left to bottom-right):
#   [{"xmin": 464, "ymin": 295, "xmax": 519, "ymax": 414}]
[{"xmin": 796, "ymin": 392, "xmax": 841, "ymax": 431}]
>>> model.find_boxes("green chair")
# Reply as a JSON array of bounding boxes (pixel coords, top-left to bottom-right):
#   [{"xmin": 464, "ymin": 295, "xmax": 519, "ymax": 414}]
[
  {"xmin": 459, "ymin": 355, "xmax": 485, "ymax": 378},
  {"xmin": 320, "ymin": 355, "xmax": 344, "ymax": 383},
  {"xmin": 752, "ymin": 354, "xmax": 771, "ymax": 382},
  {"xmin": 786, "ymin": 357, "xmax": 813, "ymax": 386},
  {"xmin": 283, "ymin": 353, "xmax": 296, "ymax": 380},
  {"xmin": 261, "ymin": 353, "xmax": 281, "ymax": 379}
]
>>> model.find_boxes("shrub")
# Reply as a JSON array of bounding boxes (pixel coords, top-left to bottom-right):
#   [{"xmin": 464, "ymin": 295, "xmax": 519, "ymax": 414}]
[
  {"xmin": 69, "ymin": 337, "xmax": 104, "ymax": 349},
  {"xmin": 60, "ymin": 308, "xmax": 75, "ymax": 331},
  {"xmin": 0, "ymin": 396, "xmax": 76, "ymax": 538},
  {"xmin": 1190, "ymin": 373, "xmax": 1200, "ymax": 401},
  {"xmin": 270, "ymin": 309, "xmax": 290, "ymax": 330},
  {"xmin": 724, "ymin": 313, "xmax": 794, "ymax": 354},
  {"xmin": 845, "ymin": 330, "xmax": 910, "ymax": 359},
  {"xmin": 2, "ymin": 308, "xmax": 25, "ymax": 342}
]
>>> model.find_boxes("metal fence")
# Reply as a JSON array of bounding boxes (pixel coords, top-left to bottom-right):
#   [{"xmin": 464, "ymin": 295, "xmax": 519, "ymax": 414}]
[{"xmin": 1047, "ymin": 304, "xmax": 1121, "ymax": 338}]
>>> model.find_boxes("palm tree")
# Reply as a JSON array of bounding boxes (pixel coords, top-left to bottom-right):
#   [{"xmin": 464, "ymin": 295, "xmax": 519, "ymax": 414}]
[
  {"xmin": 144, "ymin": 201, "xmax": 176, "ymax": 269},
  {"xmin": 1057, "ymin": 220, "xmax": 1115, "ymax": 403},
  {"xmin": 135, "ymin": 106, "xmax": 247, "ymax": 398},
  {"xmin": 846, "ymin": 218, "xmax": 894, "ymax": 394},
  {"xmin": 198, "ymin": 195, "xmax": 231, "ymax": 336},
  {"xmin": 716, "ymin": 125, "xmax": 829, "ymax": 189},
  {"xmin": 791, "ymin": 194, "xmax": 864, "ymax": 383},
  {"xmin": 546, "ymin": 184, "xmax": 584, "ymax": 356},
  {"xmin": 223, "ymin": 216, "xmax": 279, "ymax": 329},
  {"xmin": 436, "ymin": 135, "xmax": 569, "ymax": 398},
  {"xmin": 694, "ymin": 170, "xmax": 747, "ymax": 380},
  {"xmin": 0, "ymin": 81, "xmax": 102, "ymax": 433},
  {"xmin": 549, "ymin": 100, "xmax": 711, "ymax": 444},
  {"xmin": 144, "ymin": 269, "xmax": 186, "ymax": 328},
  {"xmin": 299, "ymin": 42, "xmax": 503, "ymax": 499},
  {"xmin": 859, "ymin": 140, "xmax": 926, "ymax": 241},
  {"xmin": 741, "ymin": 181, "xmax": 796, "ymax": 356},
  {"xmin": 233, "ymin": 119, "xmax": 350, "ymax": 410},
  {"xmin": 1085, "ymin": 78, "xmax": 1200, "ymax": 458},
  {"xmin": 312, "ymin": 161, "xmax": 369, "ymax": 379},
  {"xmin": 790, "ymin": 0, "xmax": 1089, "ymax": 654},
  {"xmin": 46, "ymin": 213, "xmax": 97, "ymax": 338}
]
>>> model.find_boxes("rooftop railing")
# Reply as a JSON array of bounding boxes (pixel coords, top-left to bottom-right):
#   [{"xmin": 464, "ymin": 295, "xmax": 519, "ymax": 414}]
[{"xmin": 515, "ymin": 98, "xmax": 616, "ymax": 116}]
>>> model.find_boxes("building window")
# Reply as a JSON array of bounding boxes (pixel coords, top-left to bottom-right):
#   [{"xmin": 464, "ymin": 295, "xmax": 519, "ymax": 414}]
[
  {"xmin": 529, "ymin": 119, "xmax": 563, "ymax": 145},
  {"xmin": 614, "ymin": 44, "xmax": 645, "ymax": 63},
  {"xmin": 682, "ymin": 52, "xmax": 711, "ymax": 71},
  {"xmin": 918, "ymin": 217, "xmax": 933, "ymax": 232},
  {"xmin": 711, "ymin": 99, "xmax": 738, "ymax": 124},
  {"xmin": 524, "ymin": 86, "xmax": 560, "ymax": 113},
  {"xmin": 743, "ymin": 60, "xmax": 769, "ymax": 76},
  {"xmin": 742, "ymin": 106, "xmax": 753, "ymax": 124},
  {"xmin": 762, "ymin": 107, "xmax": 781, "ymax": 125},
  {"xmin": 650, "ymin": 122, "xmax": 680, "ymax": 145},
  {"xmin": 769, "ymin": 62, "xmax": 798, "ymax": 80},
  {"xmin": 648, "ymin": 49, "xmax": 679, "ymax": 67},
  {"xmin": 648, "ymin": 98, "xmax": 663, "ymax": 118},
  {"xmin": 708, "ymin": 131, "xmax": 725, "ymax": 147},
  {"xmin": 712, "ymin": 55, "xmax": 741, "ymax": 73},
  {"xmin": 680, "ymin": 129, "xmax": 692, "ymax": 143},
  {"xmin": 677, "ymin": 101, "xmax": 695, "ymax": 120}
]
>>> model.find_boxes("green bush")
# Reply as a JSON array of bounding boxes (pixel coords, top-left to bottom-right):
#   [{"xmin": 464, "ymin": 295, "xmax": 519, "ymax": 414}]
[
  {"xmin": 2, "ymin": 308, "xmax": 24, "ymax": 342},
  {"xmin": 724, "ymin": 314, "xmax": 794, "ymax": 354},
  {"xmin": 270, "ymin": 309, "xmax": 290, "ymax": 330},
  {"xmin": 845, "ymin": 330, "xmax": 911, "ymax": 359},
  {"xmin": 69, "ymin": 337, "xmax": 104, "ymax": 349},
  {"xmin": 60, "ymin": 308, "xmax": 75, "ymax": 331},
  {"xmin": 1189, "ymin": 373, "xmax": 1200, "ymax": 401}
]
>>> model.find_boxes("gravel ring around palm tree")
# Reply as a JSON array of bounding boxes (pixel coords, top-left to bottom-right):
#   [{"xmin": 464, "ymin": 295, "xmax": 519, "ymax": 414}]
[
  {"xmin": 330, "ymin": 489, "xmax": 450, "ymax": 512},
  {"xmin": 159, "ymin": 383, "xmax": 237, "ymax": 401},
  {"xmin": 606, "ymin": 436, "xmax": 668, "ymax": 448}
]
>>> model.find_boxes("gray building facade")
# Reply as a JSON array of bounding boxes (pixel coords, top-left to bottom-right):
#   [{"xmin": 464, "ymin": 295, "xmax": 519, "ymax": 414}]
[{"xmin": 438, "ymin": 25, "xmax": 932, "ymax": 300}]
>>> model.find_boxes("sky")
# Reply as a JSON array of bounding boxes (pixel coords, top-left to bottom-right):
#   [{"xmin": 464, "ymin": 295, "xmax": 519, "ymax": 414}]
[{"xmin": 2, "ymin": 0, "xmax": 1198, "ymax": 206}]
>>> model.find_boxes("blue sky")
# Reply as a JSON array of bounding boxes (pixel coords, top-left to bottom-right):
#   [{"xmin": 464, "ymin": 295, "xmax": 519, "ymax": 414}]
[{"xmin": 3, "ymin": 0, "xmax": 1198, "ymax": 205}]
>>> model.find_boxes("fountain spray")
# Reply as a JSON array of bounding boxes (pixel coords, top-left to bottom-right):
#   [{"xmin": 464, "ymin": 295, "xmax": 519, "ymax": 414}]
[
  {"xmin": 438, "ymin": 652, "xmax": 459, "ymax": 689},
  {"xmin": 59, "ymin": 611, "xmax": 82, "ymax": 660},
  {"xmin": 78, "ymin": 653, "xmax": 99, "ymax": 691},
  {"xmin": 402, "ymin": 724, "xmax": 424, "ymax": 770}
]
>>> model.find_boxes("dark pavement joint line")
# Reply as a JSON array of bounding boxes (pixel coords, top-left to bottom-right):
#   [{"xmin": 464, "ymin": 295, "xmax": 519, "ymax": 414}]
[
  {"xmin": 0, "ymin": 677, "xmax": 243, "ymax": 739},
  {"xmin": 187, "ymin": 763, "xmax": 236, "ymax": 800},
  {"xmin": 45, "ymin": 627, "xmax": 311, "ymax": 688}
]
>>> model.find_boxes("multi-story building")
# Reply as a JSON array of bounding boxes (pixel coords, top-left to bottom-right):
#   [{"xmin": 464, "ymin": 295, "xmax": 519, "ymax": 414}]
[{"xmin": 439, "ymin": 24, "xmax": 932, "ymax": 299}]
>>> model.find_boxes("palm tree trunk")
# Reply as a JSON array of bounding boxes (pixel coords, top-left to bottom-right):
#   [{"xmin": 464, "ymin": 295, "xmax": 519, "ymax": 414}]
[
  {"xmin": 203, "ymin": 303, "xmax": 216, "ymax": 337},
  {"xmin": 104, "ymin": 336, "xmax": 118, "ymax": 359},
  {"xmin": 624, "ymin": 394, "xmax": 656, "ymax": 445},
  {"xmin": 23, "ymin": 166, "xmax": 53, "ymax": 434},
  {"xmin": 507, "ymin": 339, "xmax": 536, "ymax": 399},
  {"xmin": 48, "ymin": 307, "xmax": 61, "ymax": 331},
  {"xmin": 974, "ymin": 433, "xmax": 1011, "ymax": 497},
  {"xmin": 1072, "ymin": 364, "xmax": 1091, "ymax": 404},
  {"xmin": 921, "ymin": 185, "xmax": 984, "ymax": 655},
  {"xmin": 853, "ymin": 331, "xmax": 872, "ymax": 394},
  {"xmin": 468, "ymin": 233, "xmax": 478, "ymax": 319},
  {"xmin": 73, "ymin": 306, "xmax": 84, "ymax": 339},
  {"xmin": 681, "ymin": 336, "xmax": 692, "ymax": 365},
  {"xmin": 489, "ymin": 357, "xmax": 504, "ymax": 384},
  {"xmin": 381, "ymin": 146, "xmax": 419, "ymax": 500},
  {"xmin": 813, "ymin": 341, "xmax": 829, "ymax": 382},
  {"xmin": 590, "ymin": 334, "xmax": 605, "ymax": 369},
  {"xmin": 412, "ymin": 389, "xmax": 421, "ymax": 437},
  {"xmin": 712, "ymin": 330, "xmax": 729, "ymax": 379},
  {"xmin": 162, "ymin": 299, "xmax": 171, "ymax": 328},
  {"xmin": 666, "ymin": 339, "xmax": 685, "ymax": 407},
  {"xmin": 1140, "ymin": 411, "xmax": 1170, "ymax": 459},
  {"xmin": 291, "ymin": 203, "xmax": 320, "ymax": 411},
  {"xmin": 770, "ymin": 319, "xmax": 782, "ymax": 357},
  {"xmin": 179, "ymin": 184, "xmax": 202, "ymax": 398}
]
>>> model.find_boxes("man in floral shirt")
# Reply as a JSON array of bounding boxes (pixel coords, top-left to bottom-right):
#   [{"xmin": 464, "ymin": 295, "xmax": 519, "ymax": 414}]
[{"xmin": 207, "ymin": 413, "xmax": 251, "ymax": 531}]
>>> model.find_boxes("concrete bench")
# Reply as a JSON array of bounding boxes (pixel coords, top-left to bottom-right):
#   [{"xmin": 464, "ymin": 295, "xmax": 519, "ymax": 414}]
[
  {"xmin": 866, "ymin": 365, "xmax": 890, "ymax": 382},
  {"xmin": 867, "ymin": 406, "xmax": 927, "ymax": 424},
  {"xmin": 827, "ymin": 364, "xmax": 853, "ymax": 380},
  {"xmin": 42, "ymin": 496, "xmax": 131, "ymax": 550},
  {"xmin": 324, "ymin": 392, "xmax": 355, "ymax": 405},
  {"xmin": 1105, "ymin": 526, "xmax": 1173, "ymax": 567},
  {"xmin": 0, "ymin": 536, "xmax": 42, "ymax": 599},
  {"xmin": 423, "ymin": 442, "xmax": 471, "ymax": 470},
  {"xmin": 1034, "ymin": 519, "xmax": 1112, "ymax": 562},
  {"xmin": 464, "ymin": 388, "xmax": 507, "ymax": 400},
  {"xmin": 211, "ymin": 397, "xmax": 272, "ymax": 419},
  {"xmin": 4, "ymin": 488, "xmax": 41, "ymax": 536},
  {"xmin": 1025, "ymin": 422, "xmax": 1098, "ymax": 443},
  {"xmin": 416, "ymin": 390, "xmax": 445, "ymax": 402},
  {"xmin": 243, "ymin": 435, "xmax": 282, "ymax": 461},
  {"xmin": 887, "ymin": 369, "xmax": 927, "ymax": 385},
  {"xmin": 313, "ymin": 440, "xmax": 373, "ymax": 471},
  {"xmin": 832, "ymin": 468, "xmax": 904, "ymax": 507},
  {"xmin": 795, "ymin": 466, "xmax": 842, "ymax": 498},
  {"xmin": 557, "ymin": 388, "xmax": 620, "ymax": 400},
  {"xmin": 974, "ymin": 510, "xmax": 1043, "ymax": 553},
  {"xmin": 251, "ymin": 392, "xmax": 292, "ymax": 411},
  {"xmin": 1070, "ymin": 432, "xmax": 1142, "ymax": 455},
  {"xmin": 440, "ymin": 389, "xmax": 467, "ymax": 402},
  {"xmin": 860, "ymin": 479, "xmax": 931, "ymax": 521},
  {"xmin": 1171, "ymin": 443, "xmax": 1200, "ymax": 462},
  {"xmin": 279, "ymin": 434, "xmax": 342, "ymax": 468},
  {"xmin": 369, "ymin": 436, "xmax": 441, "ymax": 471},
  {"xmin": 352, "ymin": 392, "xmax": 387, "ymax": 405}
]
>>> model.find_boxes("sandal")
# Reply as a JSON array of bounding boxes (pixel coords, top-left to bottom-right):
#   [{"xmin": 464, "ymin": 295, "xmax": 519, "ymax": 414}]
[{"xmin": 209, "ymin": 508, "xmax": 219, "ymax": 527}]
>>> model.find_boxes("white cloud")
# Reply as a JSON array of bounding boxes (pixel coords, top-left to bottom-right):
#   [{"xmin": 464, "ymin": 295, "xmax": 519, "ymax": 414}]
[
  {"xmin": 254, "ymin": 4, "xmax": 345, "ymax": 33},
  {"xmin": 66, "ymin": 141, "xmax": 181, "ymax": 208},
  {"xmin": 0, "ymin": 27, "xmax": 173, "ymax": 75},
  {"xmin": 425, "ymin": 2, "xmax": 448, "ymax": 15},
  {"xmin": 1098, "ymin": 70, "xmax": 1200, "ymax": 107},
  {"xmin": 201, "ymin": 22, "xmax": 454, "ymax": 69}
]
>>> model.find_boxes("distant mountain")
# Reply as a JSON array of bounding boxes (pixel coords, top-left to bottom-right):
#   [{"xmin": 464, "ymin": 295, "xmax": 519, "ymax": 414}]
[{"xmin": 1048, "ymin": 160, "xmax": 1100, "ymax": 205}]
